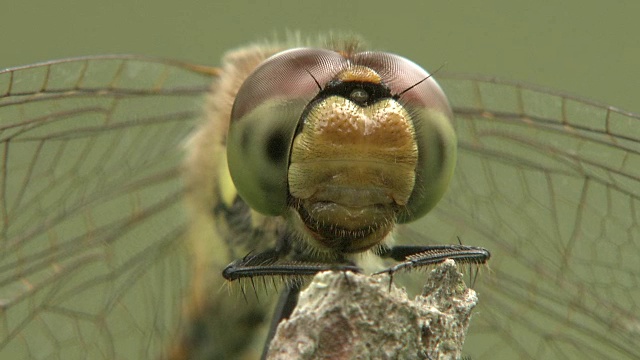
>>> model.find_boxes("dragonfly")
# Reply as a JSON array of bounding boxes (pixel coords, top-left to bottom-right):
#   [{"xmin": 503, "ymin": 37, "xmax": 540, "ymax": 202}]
[{"xmin": 0, "ymin": 37, "xmax": 638, "ymax": 360}]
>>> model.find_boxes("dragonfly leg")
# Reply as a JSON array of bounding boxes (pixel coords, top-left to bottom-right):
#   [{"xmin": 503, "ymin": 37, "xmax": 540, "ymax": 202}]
[
  {"xmin": 222, "ymin": 250, "xmax": 362, "ymax": 280},
  {"xmin": 375, "ymin": 244, "xmax": 490, "ymax": 276}
]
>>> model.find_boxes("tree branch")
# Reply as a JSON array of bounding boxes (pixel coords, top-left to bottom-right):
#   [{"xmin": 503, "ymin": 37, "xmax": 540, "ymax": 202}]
[{"xmin": 266, "ymin": 259, "xmax": 477, "ymax": 360}]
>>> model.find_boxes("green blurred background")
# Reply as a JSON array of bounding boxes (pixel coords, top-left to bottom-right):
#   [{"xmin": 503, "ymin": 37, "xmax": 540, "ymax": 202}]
[{"xmin": 1, "ymin": 0, "xmax": 638, "ymax": 113}]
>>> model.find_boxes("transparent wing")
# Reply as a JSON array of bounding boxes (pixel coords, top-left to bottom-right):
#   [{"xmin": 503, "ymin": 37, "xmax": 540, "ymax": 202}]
[
  {"xmin": 407, "ymin": 74, "xmax": 639, "ymax": 359},
  {"xmin": 0, "ymin": 56, "xmax": 214, "ymax": 359},
  {"xmin": 2, "ymin": 55, "xmax": 638, "ymax": 360}
]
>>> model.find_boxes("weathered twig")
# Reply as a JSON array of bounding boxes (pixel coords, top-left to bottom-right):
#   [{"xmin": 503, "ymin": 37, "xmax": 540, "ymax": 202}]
[{"xmin": 266, "ymin": 259, "xmax": 477, "ymax": 360}]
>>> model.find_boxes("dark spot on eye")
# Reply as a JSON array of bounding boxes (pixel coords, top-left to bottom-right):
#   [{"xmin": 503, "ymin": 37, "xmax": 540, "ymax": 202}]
[
  {"xmin": 266, "ymin": 130, "xmax": 288, "ymax": 163},
  {"xmin": 241, "ymin": 127, "xmax": 251, "ymax": 152}
]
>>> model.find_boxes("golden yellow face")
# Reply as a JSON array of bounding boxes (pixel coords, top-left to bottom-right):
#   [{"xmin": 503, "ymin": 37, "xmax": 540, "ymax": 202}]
[
  {"xmin": 226, "ymin": 48, "xmax": 457, "ymax": 254},
  {"xmin": 288, "ymin": 94, "xmax": 417, "ymax": 252}
]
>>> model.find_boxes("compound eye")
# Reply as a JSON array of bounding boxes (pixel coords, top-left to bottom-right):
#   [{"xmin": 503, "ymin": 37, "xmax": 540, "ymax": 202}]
[{"xmin": 226, "ymin": 48, "xmax": 348, "ymax": 216}]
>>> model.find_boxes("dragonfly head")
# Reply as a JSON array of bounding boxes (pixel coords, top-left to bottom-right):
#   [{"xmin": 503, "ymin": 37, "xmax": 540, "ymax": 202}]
[{"xmin": 227, "ymin": 48, "xmax": 457, "ymax": 253}]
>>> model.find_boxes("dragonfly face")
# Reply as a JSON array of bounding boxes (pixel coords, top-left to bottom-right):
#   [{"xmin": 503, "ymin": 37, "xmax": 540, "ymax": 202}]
[
  {"xmin": 226, "ymin": 47, "xmax": 457, "ymax": 255},
  {"xmin": 0, "ymin": 37, "xmax": 638, "ymax": 360}
]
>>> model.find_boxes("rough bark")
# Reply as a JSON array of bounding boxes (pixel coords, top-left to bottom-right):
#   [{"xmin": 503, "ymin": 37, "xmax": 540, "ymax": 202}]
[{"xmin": 266, "ymin": 259, "xmax": 477, "ymax": 360}]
